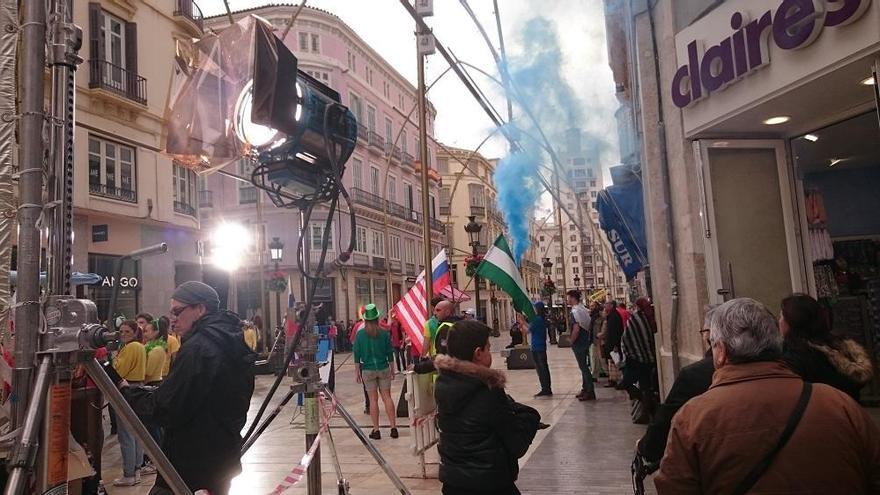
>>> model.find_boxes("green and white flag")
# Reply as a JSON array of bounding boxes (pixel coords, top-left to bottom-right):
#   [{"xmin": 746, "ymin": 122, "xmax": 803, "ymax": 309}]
[{"xmin": 476, "ymin": 234, "xmax": 536, "ymax": 321}]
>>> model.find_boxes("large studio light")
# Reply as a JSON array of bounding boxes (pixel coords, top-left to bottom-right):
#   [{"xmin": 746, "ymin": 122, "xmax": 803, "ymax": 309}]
[
  {"xmin": 164, "ymin": 15, "xmax": 357, "ymax": 207},
  {"xmin": 209, "ymin": 222, "xmax": 251, "ymax": 271}
]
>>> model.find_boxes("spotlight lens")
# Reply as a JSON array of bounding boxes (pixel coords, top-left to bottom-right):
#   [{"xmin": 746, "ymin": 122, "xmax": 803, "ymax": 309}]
[
  {"xmin": 862, "ymin": 76, "xmax": 876, "ymax": 86},
  {"xmin": 234, "ymin": 80, "xmax": 279, "ymax": 148},
  {"xmin": 762, "ymin": 116, "xmax": 790, "ymax": 125}
]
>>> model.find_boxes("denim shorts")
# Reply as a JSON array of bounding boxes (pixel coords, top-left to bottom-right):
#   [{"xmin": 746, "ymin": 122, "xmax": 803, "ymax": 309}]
[{"xmin": 362, "ymin": 367, "xmax": 392, "ymax": 391}]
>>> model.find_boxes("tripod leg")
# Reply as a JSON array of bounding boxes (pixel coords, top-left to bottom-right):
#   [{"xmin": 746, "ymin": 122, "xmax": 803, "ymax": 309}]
[
  {"xmin": 5, "ymin": 355, "xmax": 53, "ymax": 495},
  {"xmin": 84, "ymin": 360, "xmax": 191, "ymax": 495},
  {"xmin": 320, "ymin": 385, "xmax": 411, "ymax": 495},
  {"xmin": 323, "ymin": 429, "xmax": 349, "ymax": 495},
  {"xmin": 240, "ymin": 387, "xmax": 297, "ymax": 456}
]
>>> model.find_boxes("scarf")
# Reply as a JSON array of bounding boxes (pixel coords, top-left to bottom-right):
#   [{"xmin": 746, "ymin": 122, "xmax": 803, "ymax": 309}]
[{"xmin": 145, "ymin": 338, "xmax": 167, "ymax": 355}]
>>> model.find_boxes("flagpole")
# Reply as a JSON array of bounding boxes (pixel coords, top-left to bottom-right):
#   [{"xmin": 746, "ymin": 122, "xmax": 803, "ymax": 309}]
[
  {"xmin": 553, "ymin": 164, "xmax": 570, "ymax": 335},
  {"xmin": 416, "ymin": 14, "xmax": 434, "ymax": 312}
]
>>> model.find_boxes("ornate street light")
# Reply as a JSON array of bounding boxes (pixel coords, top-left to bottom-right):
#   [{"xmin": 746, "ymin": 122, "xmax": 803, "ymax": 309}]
[
  {"xmin": 573, "ymin": 274, "xmax": 581, "ymax": 291},
  {"xmin": 464, "ymin": 215, "xmax": 483, "ymax": 321},
  {"xmin": 268, "ymin": 237, "xmax": 285, "ymax": 331}
]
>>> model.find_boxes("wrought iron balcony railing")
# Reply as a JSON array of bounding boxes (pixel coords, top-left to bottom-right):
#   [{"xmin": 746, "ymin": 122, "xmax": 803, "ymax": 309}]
[
  {"xmin": 89, "ymin": 182, "xmax": 137, "ymax": 203},
  {"xmin": 88, "ymin": 59, "xmax": 147, "ymax": 105}
]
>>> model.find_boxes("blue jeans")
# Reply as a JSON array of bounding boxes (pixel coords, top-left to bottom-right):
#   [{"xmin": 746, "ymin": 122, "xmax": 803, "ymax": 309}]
[
  {"xmin": 572, "ymin": 345, "xmax": 595, "ymax": 394},
  {"xmin": 532, "ymin": 350, "xmax": 552, "ymax": 393},
  {"xmin": 117, "ymin": 418, "xmax": 144, "ymax": 477}
]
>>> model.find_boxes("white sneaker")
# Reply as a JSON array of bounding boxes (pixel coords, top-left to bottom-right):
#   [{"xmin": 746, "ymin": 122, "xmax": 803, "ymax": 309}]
[
  {"xmin": 140, "ymin": 464, "xmax": 158, "ymax": 475},
  {"xmin": 112, "ymin": 476, "xmax": 141, "ymax": 486}
]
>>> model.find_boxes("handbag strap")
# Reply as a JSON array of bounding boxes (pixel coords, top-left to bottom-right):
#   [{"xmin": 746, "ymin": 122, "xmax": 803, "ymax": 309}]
[{"xmin": 732, "ymin": 381, "xmax": 813, "ymax": 495}]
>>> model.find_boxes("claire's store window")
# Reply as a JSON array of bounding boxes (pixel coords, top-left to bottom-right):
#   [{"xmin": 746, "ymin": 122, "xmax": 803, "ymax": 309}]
[{"xmin": 88, "ymin": 253, "xmax": 140, "ymax": 322}]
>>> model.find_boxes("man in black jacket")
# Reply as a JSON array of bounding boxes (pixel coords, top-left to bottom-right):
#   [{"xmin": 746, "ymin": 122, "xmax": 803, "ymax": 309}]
[
  {"xmin": 636, "ymin": 307, "xmax": 716, "ymax": 463},
  {"xmin": 119, "ymin": 281, "xmax": 256, "ymax": 494},
  {"xmin": 434, "ymin": 320, "xmax": 542, "ymax": 495}
]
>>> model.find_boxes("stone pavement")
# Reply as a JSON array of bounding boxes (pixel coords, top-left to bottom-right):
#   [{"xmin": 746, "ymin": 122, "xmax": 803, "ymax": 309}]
[{"xmin": 100, "ymin": 335, "xmax": 654, "ymax": 495}]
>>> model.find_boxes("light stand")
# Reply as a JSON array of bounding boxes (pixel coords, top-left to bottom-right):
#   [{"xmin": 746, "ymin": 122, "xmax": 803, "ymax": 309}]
[{"xmin": 464, "ymin": 215, "xmax": 483, "ymax": 321}]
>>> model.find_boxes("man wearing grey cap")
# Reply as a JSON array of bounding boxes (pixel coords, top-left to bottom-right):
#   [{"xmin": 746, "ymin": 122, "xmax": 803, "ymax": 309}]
[{"xmin": 117, "ymin": 281, "xmax": 256, "ymax": 494}]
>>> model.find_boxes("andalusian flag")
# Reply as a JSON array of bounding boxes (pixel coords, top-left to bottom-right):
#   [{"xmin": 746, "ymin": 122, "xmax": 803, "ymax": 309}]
[{"xmin": 476, "ymin": 235, "xmax": 536, "ymax": 321}]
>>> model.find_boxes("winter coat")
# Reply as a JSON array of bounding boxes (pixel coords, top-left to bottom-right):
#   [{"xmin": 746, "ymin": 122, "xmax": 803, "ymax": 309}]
[
  {"xmin": 783, "ymin": 337, "xmax": 873, "ymax": 401},
  {"xmin": 124, "ymin": 310, "xmax": 256, "ymax": 494},
  {"xmin": 603, "ymin": 309, "xmax": 624, "ymax": 357},
  {"xmin": 638, "ymin": 350, "xmax": 713, "ymax": 463},
  {"xmin": 655, "ymin": 361, "xmax": 880, "ymax": 495},
  {"xmin": 434, "ymin": 354, "xmax": 541, "ymax": 493}
]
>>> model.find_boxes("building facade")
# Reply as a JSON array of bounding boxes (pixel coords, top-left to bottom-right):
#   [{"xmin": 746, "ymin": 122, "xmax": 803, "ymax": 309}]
[
  {"xmin": 436, "ymin": 146, "xmax": 543, "ymax": 328},
  {"xmin": 69, "ymin": 0, "xmax": 206, "ymax": 320},
  {"xmin": 605, "ymin": 0, "xmax": 880, "ymax": 393},
  {"xmin": 202, "ymin": 5, "xmax": 444, "ymax": 329}
]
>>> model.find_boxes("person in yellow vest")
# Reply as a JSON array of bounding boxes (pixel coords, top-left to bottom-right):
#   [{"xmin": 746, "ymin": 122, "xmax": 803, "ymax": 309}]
[
  {"xmin": 113, "ymin": 320, "xmax": 147, "ymax": 486},
  {"xmin": 163, "ymin": 315, "xmax": 180, "ymax": 379},
  {"xmin": 423, "ymin": 299, "xmax": 454, "ymax": 358},
  {"xmin": 242, "ymin": 321, "xmax": 258, "ymax": 351}
]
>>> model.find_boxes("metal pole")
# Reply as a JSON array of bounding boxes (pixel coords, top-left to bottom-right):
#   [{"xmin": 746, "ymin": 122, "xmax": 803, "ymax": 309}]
[
  {"xmin": 473, "ymin": 243, "xmax": 481, "ymax": 322},
  {"xmin": 5, "ymin": 356, "xmax": 53, "ymax": 495},
  {"xmin": 240, "ymin": 387, "xmax": 297, "ymax": 455},
  {"xmin": 300, "ymin": 211, "xmax": 321, "ymax": 495},
  {"xmin": 275, "ymin": 261, "xmax": 282, "ymax": 331},
  {"xmin": 85, "ymin": 360, "xmax": 191, "ymax": 495},
  {"xmin": 416, "ymin": 18, "xmax": 433, "ymax": 310},
  {"xmin": 12, "ymin": 0, "xmax": 47, "ymax": 430},
  {"xmin": 491, "ymin": 0, "xmax": 513, "ymax": 123}
]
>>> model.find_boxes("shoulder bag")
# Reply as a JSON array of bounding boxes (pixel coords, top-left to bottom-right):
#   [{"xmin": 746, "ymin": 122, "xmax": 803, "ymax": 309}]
[{"xmin": 732, "ymin": 381, "xmax": 812, "ymax": 495}]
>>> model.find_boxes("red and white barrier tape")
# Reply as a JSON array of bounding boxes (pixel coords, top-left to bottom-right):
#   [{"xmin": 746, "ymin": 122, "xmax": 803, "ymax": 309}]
[
  {"xmin": 411, "ymin": 410, "xmax": 437, "ymax": 427},
  {"xmin": 269, "ymin": 392, "xmax": 338, "ymax": 495}
]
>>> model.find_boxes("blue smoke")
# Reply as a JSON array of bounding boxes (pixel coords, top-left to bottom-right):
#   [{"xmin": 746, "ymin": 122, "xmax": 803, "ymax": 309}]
[
  {"xmin": 494, "ymin": 17, "xmax": 585, "ymax": 263},
  {"xmin": 494, "ymin": 145, "xmax": 542, "ymax": 264}
]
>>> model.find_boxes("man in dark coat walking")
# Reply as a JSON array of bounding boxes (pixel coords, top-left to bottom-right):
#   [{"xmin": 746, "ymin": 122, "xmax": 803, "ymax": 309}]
[{"xmin": 119, "ymin": 281, "xmax": 256, "ymax": 494}]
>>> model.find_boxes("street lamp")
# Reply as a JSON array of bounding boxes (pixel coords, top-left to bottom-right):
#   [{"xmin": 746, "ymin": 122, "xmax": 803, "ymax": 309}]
[
  {"xmin": 542, "ymin": 257, "xmax": 553, "ymax": 305},
  {"xmin": 573, "ymin": 274, "xmax": 581, "ymax": 291},
  {"xmin": 269, "ymin": 236, "xmax": 284, "ymax": 332},
  {"xmin": 464, "ymin": 215, "xmax": 483, "ymax": 322}
]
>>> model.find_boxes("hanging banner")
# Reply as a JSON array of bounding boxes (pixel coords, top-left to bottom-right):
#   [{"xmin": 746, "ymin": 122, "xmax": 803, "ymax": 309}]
[{"xmin": 596, "ymin": 180, "xmax": 648, "ymax": 281}]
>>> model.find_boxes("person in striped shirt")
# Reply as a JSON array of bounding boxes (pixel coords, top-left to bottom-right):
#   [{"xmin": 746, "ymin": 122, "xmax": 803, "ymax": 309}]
[{"xmin": 618, "ymin": 298, "xmax": 658, "ymax": 411}]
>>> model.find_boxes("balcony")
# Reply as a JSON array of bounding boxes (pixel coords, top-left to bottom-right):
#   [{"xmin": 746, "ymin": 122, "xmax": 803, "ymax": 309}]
[
  {"xmin": 429, "ymin": 218, "xmax": 444, "ymax": 233},
  {"xmin": 198, "ymin": 190, "xmax": 213, "ymax": 208},
  {"xmin": 469, "ymin": 205, "xmax": 485, "ymax": 217},
  {"xmin": 89, "ymin": 182, "xmax": 136, "ymax": 203},
  {"xmin": 174, "ymin": 200, "xmax": 197, "ymax": 217},
  {"xmin": 389, "ymin": 259, "xmax": 402, "ymax": 273},
  {"xmin": 372, "ymin": 256, "xmax": 386, "ymax": 271},
  {"xmin": 89, "ymin": 59, "xmax": 147, "ymax": 105},
  {"xmin": 309, "ymin": 250, "xmax": 337, "ymax": 265},
  {"xmin": 405, "ymin": 263, "xmax": 416, "ymax": 276},
  {"xmin": 439, "ymin": 205, "xmax": 450, "ymax": 216},
  {"xmin": 402, "ymin": 152, "xmax": 414, "ymax": 168},
  {"xmin": 351, "ymin": 187, "xmax": 386, "ymax": 211},
  {"xmin": 173, "ymin": 0, "xmax": 204, "ymax": 32},
  {"xmin": 522, "ymin": 260, "xmax": 542, "ymax": 272},
  {"xmin": 368, "ymin": 131, "xmax": 385, "ymax": 152},
  {"xmin": 353, "ymin": 253, "xmax": 370, "ymax": 267},
  {"xmin": 392, "ymin": 146, "xmax": 402, "ymax": 162},
  {"xmin": 357, "ymin": 124, "xmax": 368, "ymax": 143}
]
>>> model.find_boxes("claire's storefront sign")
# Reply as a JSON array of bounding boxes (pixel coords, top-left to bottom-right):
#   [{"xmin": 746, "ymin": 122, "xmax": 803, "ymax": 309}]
[{"xmin": 672, "ymin": 0, "xmax": 871, "ymax": 108}]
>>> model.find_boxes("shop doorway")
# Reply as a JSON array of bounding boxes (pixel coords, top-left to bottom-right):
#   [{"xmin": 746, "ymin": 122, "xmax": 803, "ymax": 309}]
[
  {"xmin": 791, "ymin": 111, "xmax": 880, "ymax": 399},
  {"xmin": 696, "ymin": 140, "xmax": 808, "ymax": 309}
]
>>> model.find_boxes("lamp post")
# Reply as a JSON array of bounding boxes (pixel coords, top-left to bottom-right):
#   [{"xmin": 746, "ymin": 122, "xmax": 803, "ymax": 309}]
[
  {"xmin": 573, "ymin": 274, "xmax": 581, "ymax": 292},
  {"xmin": 542, "ymin": 257, "xmax": 553, "ymax": 305},
  {"xmin": 464, "ymin": 215, "xmax": 483, "ymax": 322},
  {"xmin": 269, "ymin": 236, "xmax": 284, "ymax": 332}
]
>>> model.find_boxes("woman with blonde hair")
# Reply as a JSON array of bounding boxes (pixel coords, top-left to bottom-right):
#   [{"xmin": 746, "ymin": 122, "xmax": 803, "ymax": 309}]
[{"xmin": 353, "ymin": 304, "xmax": 398, "ymax": 440}]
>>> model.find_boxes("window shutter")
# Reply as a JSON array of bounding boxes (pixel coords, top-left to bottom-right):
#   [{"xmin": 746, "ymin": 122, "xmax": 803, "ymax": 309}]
[
  {"xmin": 125, "ymin": 22, "xmax": 138, "ymax": 75},
  {"xmin": 88, "ymin": 3, "xmax": 104, "ymax": 61}
]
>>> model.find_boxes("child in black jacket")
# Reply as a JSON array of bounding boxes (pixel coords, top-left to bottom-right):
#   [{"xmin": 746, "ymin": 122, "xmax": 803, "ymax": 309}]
[{"xmin": 434, "ymin": 320, "xmax": 542, "ymax": 495}]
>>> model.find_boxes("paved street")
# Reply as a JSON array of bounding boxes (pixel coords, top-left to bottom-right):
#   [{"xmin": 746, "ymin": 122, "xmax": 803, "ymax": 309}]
[{"xmin": 101, "ymin": 336, "xmax": 654, "ymax": 494}]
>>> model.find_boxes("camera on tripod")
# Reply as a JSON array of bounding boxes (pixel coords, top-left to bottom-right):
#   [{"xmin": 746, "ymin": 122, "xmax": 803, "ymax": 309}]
[{"xmin": 42, "ymin": 296, "xmax": 118, "ymax": 357}]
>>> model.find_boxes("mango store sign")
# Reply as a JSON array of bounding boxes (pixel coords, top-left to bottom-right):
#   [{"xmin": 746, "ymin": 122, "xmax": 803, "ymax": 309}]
[{"xmin": 672, "ymin": 0, "xmax": 871, "ymax": 108}]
